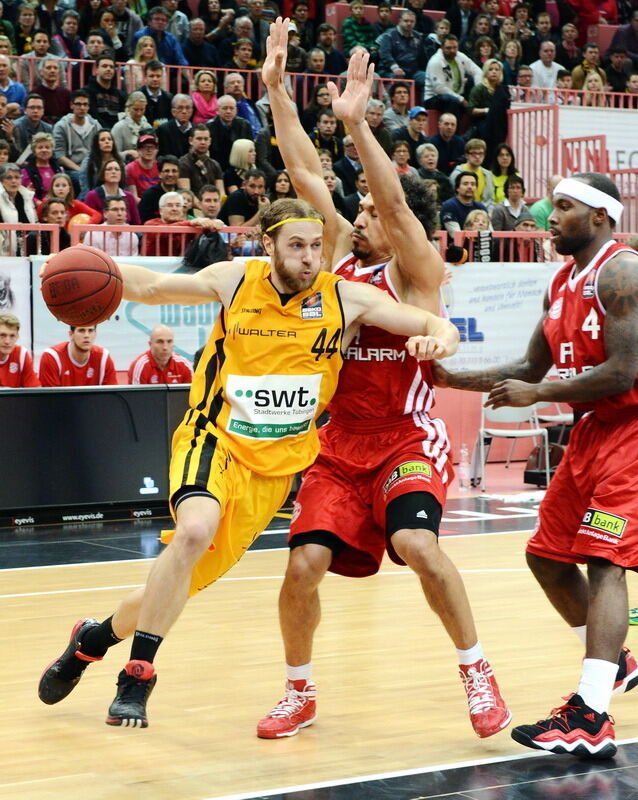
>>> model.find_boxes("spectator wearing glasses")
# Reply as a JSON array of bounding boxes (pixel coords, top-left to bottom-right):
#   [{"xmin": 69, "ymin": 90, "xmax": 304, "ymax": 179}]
[
  {"xmin": 332, "ymin": 134, "xmax": 361, "ymax": 196},
  {"xmin": 449, "ymin": 138, "xmax": 494, "ymax": 207},
  {"xmin": 300, "ymin": 83, "xmax": 334, "ymax": 134},
  {"xmin": 52, "ymin": 89, "xmax": 101, "ymax": 192}
]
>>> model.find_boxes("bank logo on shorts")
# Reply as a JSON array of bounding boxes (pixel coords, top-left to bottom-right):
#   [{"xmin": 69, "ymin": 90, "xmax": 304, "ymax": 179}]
[
  {"xmin": 226, "ymin": 373, "xmax": 322, "ymax": 439},
  {"xmin": 383, "ymin": 460, "xmax": 432, "ymax": 495},
  {"xmin": 581, "ymin": 507, "xmax": 628, "ymax": 539},
  {"xmin": 301, "ymin": 292, "xmax": 323, "ymax": 320}
]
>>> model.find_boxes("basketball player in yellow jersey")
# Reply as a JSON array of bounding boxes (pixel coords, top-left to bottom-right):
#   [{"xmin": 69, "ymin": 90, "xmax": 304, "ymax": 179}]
[{"xmin": 38, "ymin": 198, "xmax": 460, "ymax": 729}]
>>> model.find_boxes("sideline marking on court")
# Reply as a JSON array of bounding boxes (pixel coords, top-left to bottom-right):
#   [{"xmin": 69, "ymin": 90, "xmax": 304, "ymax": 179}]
[{"xmin": 202, "ymin": 740, "xmax": 638, "ymax": 800}]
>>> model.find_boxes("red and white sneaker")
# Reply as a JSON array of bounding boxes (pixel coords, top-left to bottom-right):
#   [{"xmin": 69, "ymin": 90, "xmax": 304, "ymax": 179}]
[
  {"xmin": 256, "ymin": 680, "xmax": 317, "ymax": 739},
  {"xmin": 459, "ymin": 659, "xmax": 512, "ymax": 738},
  {"xmin": 612, "ymin": 647, "xmax": 638, "ymax": 695}
]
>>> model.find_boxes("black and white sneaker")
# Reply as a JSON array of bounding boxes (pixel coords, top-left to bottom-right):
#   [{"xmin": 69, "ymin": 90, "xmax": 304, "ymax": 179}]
[
  {"xmin": 38, "ymin": 618, "xmax": 102, "ymax": 705},
  {"xmin": 106, "ymin": 660, "xmax": 157, "ymax": 728}
]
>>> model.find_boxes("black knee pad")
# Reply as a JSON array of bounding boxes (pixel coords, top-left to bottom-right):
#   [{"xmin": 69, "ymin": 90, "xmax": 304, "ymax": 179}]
[
  {"xmin": 386, "ymin": 492, "xmax": 442, "ymax": 537},
  {"xmin": 289, "ymin": 530, "xmax": 347, "ymax": 556}
]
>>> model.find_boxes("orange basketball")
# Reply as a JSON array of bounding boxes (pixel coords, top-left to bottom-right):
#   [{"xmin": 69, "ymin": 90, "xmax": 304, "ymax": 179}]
[{"xmin": 41, "ymin": 244, "xmax": 123, "ymax": 326}]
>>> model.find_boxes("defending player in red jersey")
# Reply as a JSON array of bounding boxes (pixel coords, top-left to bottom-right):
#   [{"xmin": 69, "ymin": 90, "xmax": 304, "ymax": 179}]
[
  {"xmin": 128, "ymin": 324, "xmax": 193, "ymax": 385},
  {"xmin": 0, "ymin": 313, "xmax": 40, "ymax": 388},
  {"xmin": 434, "ymin": 173, "xmax": 638, "ymax": 758},
  {"xmin": 257, "ymin": 19, "xmax": 511, "ymax": 741},
  {"xmin": 39, "ymin": 325, "xmax": 117, "ymax": 387}
]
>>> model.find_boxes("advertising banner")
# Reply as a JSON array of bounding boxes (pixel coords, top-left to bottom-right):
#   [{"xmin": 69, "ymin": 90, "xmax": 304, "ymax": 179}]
[
  {"xmin": 558, "ymin": 106, "xmax": 638, "ymax": 171},
  {"xmin": 0, "ymin": 257, "xmax": 32, "ymax": 350}
]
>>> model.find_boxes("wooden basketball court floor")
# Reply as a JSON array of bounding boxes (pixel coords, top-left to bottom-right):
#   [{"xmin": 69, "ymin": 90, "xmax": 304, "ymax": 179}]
[{"xmin": 2, "ymin": 487, "xmax": 638, "ymax": 800}]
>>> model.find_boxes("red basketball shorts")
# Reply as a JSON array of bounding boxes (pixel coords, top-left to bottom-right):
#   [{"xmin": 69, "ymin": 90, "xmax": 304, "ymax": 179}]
[
  {"xmin": 290, "ymin": 418, "xmax": 452, "ymax": 577},
  {"xmin": 527, "ymin": 411, "xmax": 638, "ymax": 569}
]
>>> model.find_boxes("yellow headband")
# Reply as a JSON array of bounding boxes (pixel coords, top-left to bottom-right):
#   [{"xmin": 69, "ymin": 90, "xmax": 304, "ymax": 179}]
[{"xmin": 264, "ymin": 217, "xmax": 324, "ymax": 233}]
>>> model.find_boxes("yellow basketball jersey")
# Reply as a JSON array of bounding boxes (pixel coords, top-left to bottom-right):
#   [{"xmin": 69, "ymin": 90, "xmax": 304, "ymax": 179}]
[{"xmin": 182, "ymin": 259, "xmax": 345, "ymax": 476}]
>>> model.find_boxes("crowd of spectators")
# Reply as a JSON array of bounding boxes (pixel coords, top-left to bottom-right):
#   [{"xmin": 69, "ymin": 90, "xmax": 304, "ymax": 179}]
[{"xmin": 0, "ymin": 0, "xmax": 636, "ymax": 306}]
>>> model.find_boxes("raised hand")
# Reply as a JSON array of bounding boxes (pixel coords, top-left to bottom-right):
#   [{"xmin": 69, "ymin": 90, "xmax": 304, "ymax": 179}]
[
  {"xmin": 327, "ymin": 47, "xmax": 374, "ymax": 128},
  {"xmin": 262, "ymin": 17, "xmax": 289, "ymax": 89}
]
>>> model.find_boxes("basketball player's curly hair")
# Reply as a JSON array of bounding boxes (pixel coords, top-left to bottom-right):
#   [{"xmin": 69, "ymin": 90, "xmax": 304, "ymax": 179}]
[
  {"xmin": 259, "ymin": 198, "xmax": 325, "ymax": 241},
  {"xmin": 399, "ymin": 174, "xmax": 438, "ymax": 241}
]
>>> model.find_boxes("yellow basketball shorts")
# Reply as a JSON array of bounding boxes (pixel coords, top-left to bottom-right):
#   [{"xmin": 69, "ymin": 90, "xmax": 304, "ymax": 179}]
[{"xmin": 163, "ymin": 423, "xmax": 292, "ymax": 596}]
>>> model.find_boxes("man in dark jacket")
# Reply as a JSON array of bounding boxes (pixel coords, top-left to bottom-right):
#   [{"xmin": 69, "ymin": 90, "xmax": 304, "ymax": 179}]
[
  {"xmin": 82, "ymin": 54, "xmax": 126, "ymax": 129},
  {"xmin": 139, "ymin": 61, "xmax": 174, "ymax": 128},
  {"xmin": 138, "ymin": 155, "xmax": 180, "ymax": 222},
  {"xmin": 206, "ymin": 95, "xmax": 252, "ymax": 171},
  {"xmin": 156, "ymin": 94, "xmax": 194, "ymax": 158}
]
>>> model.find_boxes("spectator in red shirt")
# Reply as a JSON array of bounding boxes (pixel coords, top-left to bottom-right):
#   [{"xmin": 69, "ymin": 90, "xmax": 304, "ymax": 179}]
[
  {"xmin": 143, "ymin": 190, "xmax": 218, "ymax": 256},
  {"xmin": 39, "ymin": 325, "xmax": 118, "ymax": 386},
  {"xmin": 128, "ymin": 324, "xmax": 193, "ymax": 384},
  {"xmin": 125, "ymin": 131, "xmax": 160, "ymax": 201},
  {"xmin": 0, "ymin": 312, "xmax": 40, "ymax": 387}
]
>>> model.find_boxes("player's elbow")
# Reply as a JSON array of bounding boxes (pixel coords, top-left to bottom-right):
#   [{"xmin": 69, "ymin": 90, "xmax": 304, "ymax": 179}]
[{"xmin": 611, "ymin": 368, "xmax": 636, "ymax": 394}]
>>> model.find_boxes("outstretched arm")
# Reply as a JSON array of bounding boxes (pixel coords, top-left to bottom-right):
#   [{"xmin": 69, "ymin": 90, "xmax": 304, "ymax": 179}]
[
  {"xmin": 117, "ymin": 260, "xmax": 241, "ymax": 306},
  {"xmin": 262, "ymin": 18, "xmax": 351, "ymax": 265},
  {"xmin": 329, "ymin": 50, "xmax": 445, "ymax": 309}
]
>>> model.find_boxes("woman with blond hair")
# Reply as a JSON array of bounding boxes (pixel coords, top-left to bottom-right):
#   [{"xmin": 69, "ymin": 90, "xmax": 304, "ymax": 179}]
[
  {"xmin": 125, "ymin": 35, "xmax": 163, "ymax": 91},
  {"xmin": 468, "ymin": 58, "xmax": 510, "ymax": 163},
  {"xmin": 111, "ymin": 92, "xmax": 150, "ymax": 160},
  {"xmin": 223, "ymin": 138, "xmax": 256, "ymax": 194},
  {"xmin": 191, "ymin": 69, "xmax": 218, "ymax": 124},
  {"xmin": 582, "ymin": 71, "xmax": 608, "ymax": 108}
]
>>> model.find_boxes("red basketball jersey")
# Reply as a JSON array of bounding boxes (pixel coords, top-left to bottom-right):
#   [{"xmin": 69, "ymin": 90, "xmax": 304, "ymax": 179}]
[
  {"xmin": 543, "ymin": 240, "xmax": 638, "ymax": 421},
  {"xmin": 0, "ymin": 345, "xmax": 40, "ymax": 388},
  {"xmin": 128, "ymin": 350, "xmax": 193, "ymax": 385},
  {"xmin": 39, "ymin": 342, "xmax": 118, "ymax": 387}
]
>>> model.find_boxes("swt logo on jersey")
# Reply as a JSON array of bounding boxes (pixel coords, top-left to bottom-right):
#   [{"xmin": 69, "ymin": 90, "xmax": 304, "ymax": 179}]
[{"xmin": 226, "ymin": 373, "xmax": 322, "ymax": 440}]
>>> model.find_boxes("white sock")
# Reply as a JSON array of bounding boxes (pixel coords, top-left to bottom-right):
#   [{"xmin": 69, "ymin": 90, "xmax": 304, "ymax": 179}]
[
  {"xmin": 577, "ymin": 658, "xmax": 618, "ymax": 714},
  {"xmin": 287, "ymin": 663, "xmax": 312, "ymax": 683},
  {"xmin": 572, "ymin": 625, "xmax": 587, "ymax": 645},
  {"xmin": 457, "ymin": 642, "xmax": 484, "ymax": 666}
]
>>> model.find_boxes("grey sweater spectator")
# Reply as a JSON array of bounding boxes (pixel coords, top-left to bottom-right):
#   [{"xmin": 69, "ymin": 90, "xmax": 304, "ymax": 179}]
[
  {"xmin": 53, "ymin": 91, "xmax": 101, "ymax": 177},
  {"xmin": 489, "ymin": 175, "xmax": 530, "ymax": 231},
  {"xmin": 13, "ymin": 94, "xmax": 53, "ymax": 153}
]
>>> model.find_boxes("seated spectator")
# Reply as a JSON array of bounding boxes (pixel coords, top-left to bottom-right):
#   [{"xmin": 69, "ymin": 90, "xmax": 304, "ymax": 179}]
[
  {"xmin": 0, "ymin": 312, "xmax": 40, "ymax": 388},
  {"xmin": 571, "ymin": 42, "xmax": 606, "ymax": 90},
  {"xmin": 33, "ymin": 58, "xmax": 72, "ymax": 125},
  {"xmin": 223, "ymin": 137, "xmax": 256, "ymax": 195},
  {"xmin": 623, "ymin": 72, "xmax": 638, "ymax": 109},
  {"xmin": 470, "ymin": 34, "xmax": 498, "ymax": 68},
  {"xmin": 424, "ymin": 34, "xmax": 483, "ymax": 121},
  {"xmin": 224, "ymin": 36, "xmax": 257, "ymax": 79},
  {"xmin": 161, "ymin": 0, "xmax": 189, "ymax": 47},
  {"xmin": 157, "ymin": 93, "xmax": 194, "ymax": 159},
  {"xmin": 490, "ymin": 142, "xmax": 519, "ymax": 204},
  {"xmin": 177, "ymin": 188, "xmax": 198, "ymax": 218},
  {"xmin": 555, "ymin": 69, "xmax": 579, "ymax": 105},
  {"xmin": 529, "ymin": 173, "xmax": 562, "ymax": 231},
  {"xmin": 609, "ymin": 9, "xmax": 638, "ymax": 70},
  {"xmin": 191, "ymin": 69, "xmax": 218, "ymax": 124},
  {"xmin": 50, "ymin": 10, "xmax": 87, "ymax": 63},
  {"xmin": 382, "ymin": 82, "xmax": 411, "ymax": 133},
  {"xmin": 341, "ymin": 168, "xmax": 367, "ymax": 224},
  {"xmin": 317, "ymin": 148, "xmax": 344, "ymax": 195},
  {"xmin": 128, "ymin": 324, "xmax": 192, "ymax": 384},
  {"xmin": 0, "ymin": 137, "xmax": 10, "ymax": 164},
  {"xmin": 390, "ymin": 141, "xmax": 418, "ymax": 178},
  {"xmin": 291, "ymin": 0, "xmax": 314, "ymax": 52},
  {"xmin": 0, "ymin": 162, "xmax": 37, "ymax": 255},
  {"xmin": 199, "ymin": 0, "xmax": 233, "ymax": 45},
  {"xmin": 93, "ymin": 7, "xmax": 128, "ymax": 61},
  {"xmin": 449, "ymin": 138, "xmax": 494, "ymax": 207},
  {"xmin": 111, "ymin": 92, "xmax": 150, "ymax": 161},
  {"xmin": 364, "ymin": 98, "xmax": 392, "ymax": 156},
  {"xmin": 510, "ymin": 64, "xmax": 537, "ymax": 102},
  {"xmin": 110, "ymin": 0, "xmax": 144, "ymax": 56},
  {"xmin": 500, "ymin": 39, "xmax": 523, "ymax": 86},
  {"xmin": 131, "ymin": 5, "xmax": 188, "ymax": 71},
  {"xmin": 0, "ymin": 52, "xmax": 25, "ymax": 108},
  {"xmin": 39, "ymin": 324, "xmax": 117, "ymax": 387},
  {"xmin": 183, "ymin": 18, "xmax": 220, "ymax": 69},
  {"xmin": 341, "ymin": 0, "xmax": 376, "ymax": 55},
  {"xmin": 84, "ymin": 158, "xmax": 141, "ymax": 223},
  {"xmin": 378, "ymin": 10, "xmax": 426, "ymax": 93},
  {"xmin": 490, "ymin": 175, "xmax": 529, "ymax": 231},
  {"xmin": 440, "ymin": 171, "xmax": 488, "ymax": 233},
  {"xmin": 15, "ymin": 3, "xmax": 37, "ymax": 56},
  {"xmin": 316, "ymin": 22, "xmax": 347, "ymax": 75},
  {"xmin": 143, "ymin": 190, "xmax": 216, "ymax": 255},
  {"xmin": 467, "ymin": 59, "xmax": 510, "ymax": 164},
  {"xmin": 126, "ymin": 131, "xmax": 160, "ymax": 200},
  {"xmin": 300, "ymin": 83, "xmax": 333, "ymax": 134},
  {"xmin": 217, "ymin": 15, "xmax": 256, "ymax": 64},
  {"xmin": 139, "ymin": 60, "xmax": 173, "ymax": 127},
  {"xmin": 464, "ymin": 208, "xmax": 491, "ymax": 230},
  {"xmin": 605, "ymin": 47, "xmax": 632, "ymax": 94},
  {"xmin": 125, "ymin": 35, "xmax": 162, "ymax": 92},
  {"xmin": 20, "ymin": 132, "xmax": 64, "ymax": 201},
  {"xmin": 25, "ymin": 197, "xmax": 70, "ymax": 254},
  {"xmin": 207, "ymin": 94, "xmax": 252, "ymax": 171},
  {"xmin": 460, "ymin": 209, "xmax": 497, "ymax": 261},
  {"xmin": 333, "ymin": 134, "xmax": 361, "ymax": 196},
  {"xmin": 460, "ymin": 14, "xmax": 493, "ymax": 59},
  {"xmin": 309, "ymin": 109, "xmax": 342, "ymax": 162},
  {"xmin": 268, "ymin": 169, "xmax": 295, "ymax": 202},
  {"xmin": 530, "ymin": 41, "xmax": 562, "ymax": 91},
  {"xmin": 53, "ymin": 89, "xmax": 101, "ymax": 191},
  {"xmin": 178, "ymin": 123, "xmax": 224, "ymax": 197},
  {"xmin": 322, "ymin": 166, "xmax": 348, "ymax": 216},
  {"xmin": 83, "ymin": 194, "xmax": 140, "ymax": 256},
  {"xmin": 13, "ymin": 93, "xmax": 52, "ymax": 154},
  {"xmin": 423, "ymin": 18, "xmax": 451, "ymax": 64},
  {"xmin": 79, "ymin": 129, "xmax": 124, "ymax": 199},
  {"xmin": 219, "ymin": 168, "xmax": 267, "ymax": 225},
  {"xmin": 43, "ymin": 173, "xmax": 102, "ymax": 228},
  {"xmin": 285, "ymin": 21, "xmax": 307, "ymax": 73},
  {"xmin": 17, "ymin": 30, "xmax": 68, "ymax": 89},
  {"xmin": 372, "ymin": 1, "xmax": 393, "ymax": 41},
  {"xmin": 392, "ymin": 106, "xmax": 428, "ymax": 168},
  {"xmin": 83, "ymin": 53, "xmax": 127, "ymax": 129},
  {"xmin": 511, "ymin": 212, "xmax": 546, "ymax": 262},
  {"xmin": 224, "ymin": 71, "xmax": 261, "ymax": 137},
  {"xmin": 581, "ymin": 71, "xmax": 608, "ymax": 107},
  {"xmin": 416, "ymin": 143, "xmax": 453, "ymax": 203},
  {"xmin": 555, "ymin": 22, "xmax": 581, "ymax": 72},
  {"xmin": 139, "ymin": 154, "xmax": 180, "ymax": 221},
  {"xmin": 79, "ymin": 0, "xmax": 104, "ymax": 42}
]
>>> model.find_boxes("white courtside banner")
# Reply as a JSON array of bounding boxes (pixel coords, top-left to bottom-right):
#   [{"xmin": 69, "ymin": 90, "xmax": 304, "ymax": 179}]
[
  {"xmin": 557, "ymin": 106, "xmax": 638, "ymax": 171},
  {"xmin": 442, "ymin": 261, "xmax": 559, "ymax": 371},
  {"xmin": 1, "ymin": 257, "xmax": 33, "ymax": 350}
]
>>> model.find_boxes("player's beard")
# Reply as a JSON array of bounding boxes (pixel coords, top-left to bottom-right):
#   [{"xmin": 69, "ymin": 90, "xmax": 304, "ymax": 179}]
[
  {"xmin": 272, "ymin": 254, "xmax": 316, "ymax": 293},
  {"xmin": 554, "ymin": 229, "xmax": 596, "ymax": 256}
]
